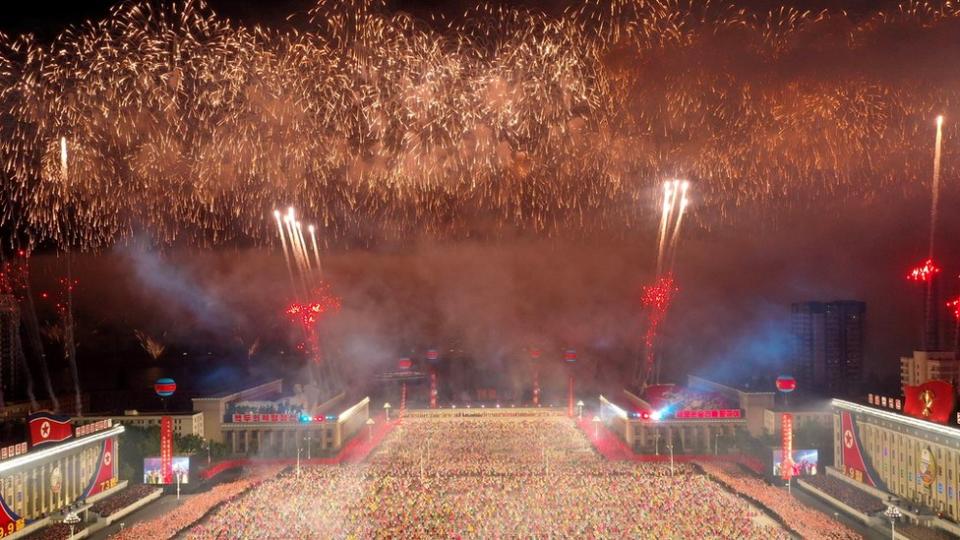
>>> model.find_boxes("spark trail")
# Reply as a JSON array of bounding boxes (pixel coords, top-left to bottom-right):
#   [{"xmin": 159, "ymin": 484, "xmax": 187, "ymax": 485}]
[{"xmin": 0, "ymin": 1, "xmax": 957, "ymax": 248}]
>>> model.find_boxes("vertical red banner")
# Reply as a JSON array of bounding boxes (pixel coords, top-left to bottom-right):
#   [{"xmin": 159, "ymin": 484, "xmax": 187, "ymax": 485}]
[
  {"xmin": 160, "ymin": 416, "xmax": 173, "ymax": 484},
  {"xmin": 781, "ymin": 413, "xmax": 793, "ymax": 481},
  {"xmin": 429, "ymin": 370, "xmax": 438, "ymax": 409}
]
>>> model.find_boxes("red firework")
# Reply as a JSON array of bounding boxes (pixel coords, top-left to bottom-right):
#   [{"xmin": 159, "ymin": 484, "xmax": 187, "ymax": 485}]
[
  {"xmin": 948, "ymin": 296, "xmax": 960, "ymax": 321},
  {"xmin": 641, "ymin": 275, "xmax": 678, "ymax": 384},
  {"xmin": 907, "ymin": 259, "xmax": 941, "ymax": 282},
  {"xmin": 285, "ymin": 283, "xmax": 342, "ymax": 328},
  {"xmin": 284, "ymin": 283, "xmax": 341, "ymax": 362}
]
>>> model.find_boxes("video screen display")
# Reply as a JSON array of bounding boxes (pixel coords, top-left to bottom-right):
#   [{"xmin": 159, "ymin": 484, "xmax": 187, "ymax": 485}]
[
  {"xmin": 772, "ymin": 449, "xmax": 818, "ymax": 477},
  {"xmin": 144, "ymin": 456, "xmax": 190, "ymax": 484}
]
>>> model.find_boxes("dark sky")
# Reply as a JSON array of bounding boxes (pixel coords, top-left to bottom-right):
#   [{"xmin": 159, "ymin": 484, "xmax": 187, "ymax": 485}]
[{"xmin": 0, "ymin": 0, "xmax": 901, "ymax": 40}]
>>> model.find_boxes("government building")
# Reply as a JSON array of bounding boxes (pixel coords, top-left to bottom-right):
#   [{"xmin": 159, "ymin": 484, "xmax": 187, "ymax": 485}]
[{"xmin": 0, "ymin": 419, "xmax": 123, "ymax": 539}]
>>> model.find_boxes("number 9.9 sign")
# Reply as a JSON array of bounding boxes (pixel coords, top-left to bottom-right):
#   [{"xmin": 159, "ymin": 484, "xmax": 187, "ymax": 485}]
[{"xmin": 0, "ymin": 518, "xmax": 25, "ymax": 538}]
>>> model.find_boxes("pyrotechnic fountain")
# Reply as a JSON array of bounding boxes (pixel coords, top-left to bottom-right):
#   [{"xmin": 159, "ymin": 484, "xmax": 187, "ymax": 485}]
[
  {"xmin": 907, "ymin": 116, "xmax": 949, "ymax": 352},
  {"xmin": 274, "ymin": 207, "xmax": 342, "ymax": 398},
  {"xmin": 636, "ymin": 180, "xmax": 689, "ymax": 389}
]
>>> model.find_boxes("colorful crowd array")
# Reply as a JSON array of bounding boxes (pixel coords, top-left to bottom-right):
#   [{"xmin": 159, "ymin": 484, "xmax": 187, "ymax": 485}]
[
  {"xmin": 185, "ymin": 416, "xmax": 792, "ymax": 539},
  {"xmin": 108, "ymin": 466, "xmax": 283, "ymax": 540},
  {"xmin": 90, "ymin": 484, "xmax": 161, "ymax": 518},
  {"xmin": 698, "ymin": 462, "xmax": 860, "ymax": 539},
  {"xmin": 803, "ymin": 474, "xmax": 886, "ymax": 514}
]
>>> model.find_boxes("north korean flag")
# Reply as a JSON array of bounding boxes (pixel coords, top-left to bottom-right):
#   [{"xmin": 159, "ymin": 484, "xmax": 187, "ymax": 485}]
[{"xmin": 28, "ymin": 412, "xmax": 74, "ymax": 448}]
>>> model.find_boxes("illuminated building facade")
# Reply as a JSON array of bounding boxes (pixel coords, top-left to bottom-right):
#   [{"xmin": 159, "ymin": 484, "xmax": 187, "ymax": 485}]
[
  {"xmin": 833, "ymin": 399, "xmax": 960, "ymax": 524},
  {"xmin": 75, "ymin": 411, "xmax": 204, "ymax": 438},
  {"xmin": 0, "ymin": 422, "xmax": 123, "ymax": 538},
  {"xmin": 220, "ymin": 398, "xmax": 369, "ymax": 456}
]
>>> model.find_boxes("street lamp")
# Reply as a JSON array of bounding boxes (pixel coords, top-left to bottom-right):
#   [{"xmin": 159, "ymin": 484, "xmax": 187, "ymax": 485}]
[
  {"xmin": 655, "ymin": 431, "xmax": 660, "ymax": 456},
  {"xmin": 306, "ymin": 433, "xmax": 312, "ymax": 460},
  {"xmin": 366, "ymin": 417, "xmax": 375, "ymax": 440},
  {"xmin": 884, "ymin": 506, "xmax": 902, "ymax": 540},
  {"xmin": 296, "ymin": 447, "xmax": 302, "ymax": 477},
  {"xmin": 714, "ymin": 432, "xmax": 721, "ymax": 456},
  {"xmin": 577, "ymin": 400, "xmax": 585, "ymax": 421},
  {"xmin": 383, "ymin": 402, "xmax": 392, "ymax": 422},
  {"xmin": 204, "ymin": 440, "xmax": 211, "ymax": 465},
  {"xmin": 592, "ymin": 415, "xmax": 601, "ymax": 438},
  {"xmin": 64, "ymin": 512, "xmax": 80, "ymax": 539},
  {"xmin": 666, "ymin": 443, "xmax": 674, "ymax": 476}
]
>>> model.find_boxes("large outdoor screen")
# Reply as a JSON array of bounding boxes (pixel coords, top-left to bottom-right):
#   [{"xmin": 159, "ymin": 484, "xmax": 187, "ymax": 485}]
[
  {"xmin": 144, "ymin": 456, "xmax": 190, "ymax": 484},
  {"xmin": 772, "ymin": 449, "xmax": 819, "ymax": 477}
]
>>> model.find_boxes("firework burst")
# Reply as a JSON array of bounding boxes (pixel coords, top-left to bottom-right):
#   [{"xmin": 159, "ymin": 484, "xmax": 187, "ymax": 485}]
[
  {"xmin": 907, "ymin": 259, "xmax": 941, "ymax": 282},
  {"xmin": 0, "ymin": 1, "xmax": 956, "ymax": 248},
  {"xmin": 285, "ymin": 285, "xmax": 343, "ymax": 331}
]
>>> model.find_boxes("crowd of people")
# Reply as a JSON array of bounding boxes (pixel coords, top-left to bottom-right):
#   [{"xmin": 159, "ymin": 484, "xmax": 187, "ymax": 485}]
[
  {"xmin": 803, "ymin": 474, "xmax": 886, "ymax": 514},
  {"xmin": 90, "ymin": 484, "xmax": 162, "ymax": 518},
  {"xmin": 108, "ymin": 466, "xmax": 283, "ymax": 540},
  {"xmin": 185, "ymin": 415, "xmax": 794, "ymax": 539},
  {"xmin": 22, "ymin": 523, "xmax": 71, "ymax": 540},
  {"xmin": 698, "ymin": 462, "xmax": 860, "ymax": 539}
]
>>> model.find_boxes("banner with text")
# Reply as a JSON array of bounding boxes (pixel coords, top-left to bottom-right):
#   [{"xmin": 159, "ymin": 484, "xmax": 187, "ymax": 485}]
[
  {"xmin": 161, "ymin": 416, "xmax": 173, "ymax": 484},
  {"xmin": 780, "ymin": 413, "xmax": 793, "ymax": 481},
  {"xmin": 839, "ymin": 410, "xmax": 887, "ymax": 489},
  {"xmin": 83, "ymin": 437, "xmax": 118, "ymax": 498}
]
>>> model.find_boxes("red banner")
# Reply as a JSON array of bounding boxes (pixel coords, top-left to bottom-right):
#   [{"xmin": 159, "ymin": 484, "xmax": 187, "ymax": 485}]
[
  {"xmin": 675, "ymin": 409, "xmax": 741, "ymax": 419},
  {"xmin": 904, "ymin": 380, "xmax": 955, "ymax": 424},
  {"xmin": 780, "ymin": 413, "xmax": 793, "ymax": 481},
  {"xmin": 430, "ymin": 370, "xmax": 438, "ymax": 409},
  {"xmin": 161, "ymin": 416, "xmax": 173, "ymax": 484},
  {"xmin": 840, "ymin": 411, "xmax": 877, "ymax": 487},
  {"xmin": 0, "ymin": 491, "xmax": 24, "ymax": 538},
  {"xmin": 27, "ymin": 412, "xmax": 73, "ymax": 448},
  {"xmin": 83, "ymin": 437, "xmax": 118, "ymax": 498}
]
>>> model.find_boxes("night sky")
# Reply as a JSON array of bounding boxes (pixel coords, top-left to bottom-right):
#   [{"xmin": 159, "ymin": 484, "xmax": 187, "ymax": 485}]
[
  {"xmin": 0, "ymin": 0, "xmax": 913, "ymax": 39},
  {"xmin": 1, "ymin": 0, "xmax": 956, "ymax": 406}
]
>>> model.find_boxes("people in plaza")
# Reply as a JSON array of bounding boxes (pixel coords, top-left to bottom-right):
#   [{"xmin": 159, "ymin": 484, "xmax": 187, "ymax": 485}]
[{"xmin": 183, "ymin": 417, "xmax": 798, "ymax": 539}]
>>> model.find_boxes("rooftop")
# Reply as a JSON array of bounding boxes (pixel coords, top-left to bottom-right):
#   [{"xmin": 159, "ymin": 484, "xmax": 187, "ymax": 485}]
[{"xmin": 833, "ymin": 399, "xmax": 960, "ymax": 439}]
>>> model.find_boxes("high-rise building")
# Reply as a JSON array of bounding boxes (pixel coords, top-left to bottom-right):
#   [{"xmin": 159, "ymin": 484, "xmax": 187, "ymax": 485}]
[
  {"xmin": 790, "ymin": 301, "xmax": 865, "ymax": 396},
  {"xmin": 0, "ymin": 294, "xmax": 23, "ymax": 405},
  {"xmin": 920, "ymin": 273, "xmax": 944, "ymax": 352},
  {"xmin": 900, "ymin": 350, "xmax": 958, "ymax": 388}
]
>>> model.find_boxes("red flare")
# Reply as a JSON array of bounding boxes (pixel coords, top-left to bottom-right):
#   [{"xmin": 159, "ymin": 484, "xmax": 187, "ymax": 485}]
[
  {"xmin": 285, "ymin": 284, "xmax": 342, "ymax": 329},
  {"xmin": 907, "ymin": 259, "xmax": 941, "ymax": 282},
  {"xmin": 948, "ymin": 296, "xmax": 960, "ymax": 321},
  {"xmin": 640, "ymin": 274, "xmax": 679, "ymax": 384},
  {"xmin": 284, "ymin": 282, "xmax": 341, "ymax": 364}
]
